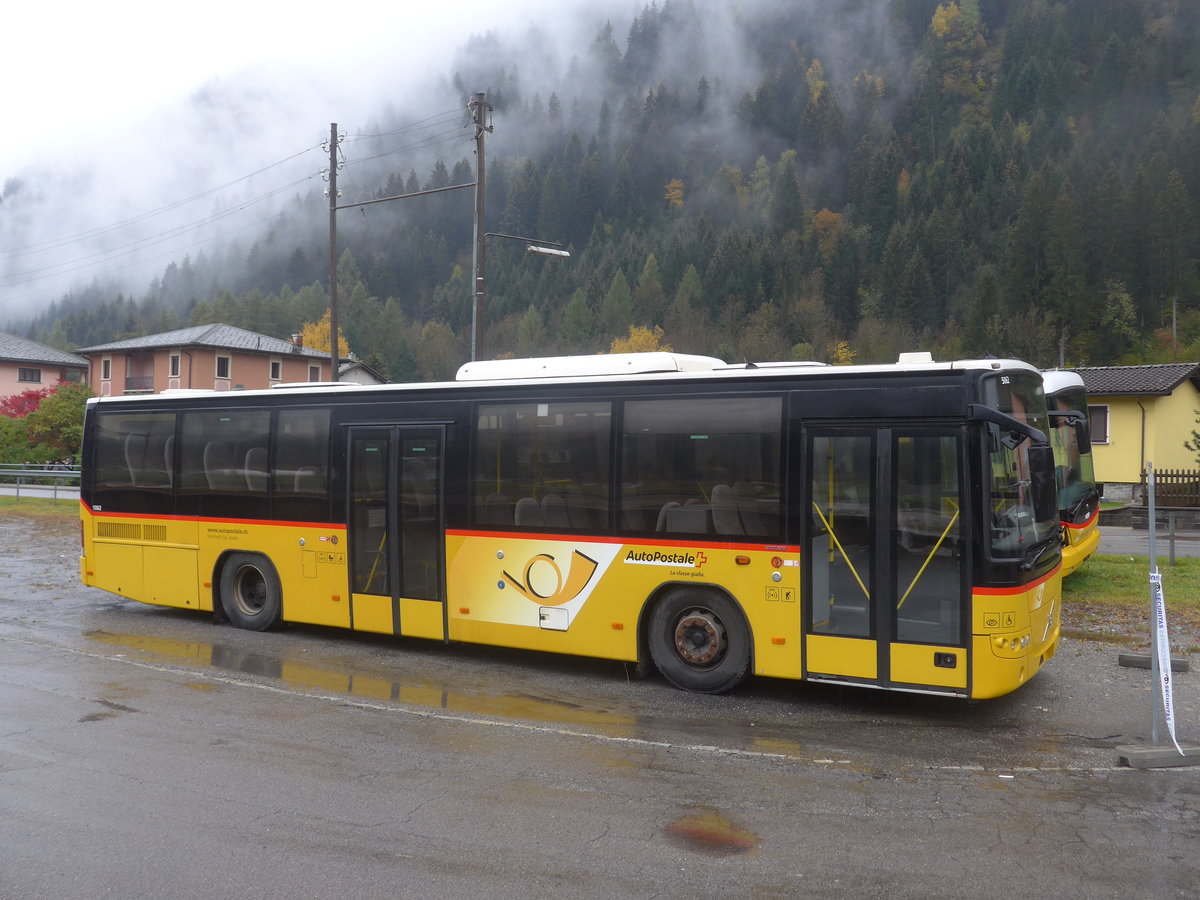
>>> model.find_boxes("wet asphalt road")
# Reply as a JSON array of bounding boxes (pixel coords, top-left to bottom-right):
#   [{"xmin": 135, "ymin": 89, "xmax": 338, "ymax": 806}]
[{"xmin": 1, "ymin": 509, "xmax": 1198, "ymax": 898}]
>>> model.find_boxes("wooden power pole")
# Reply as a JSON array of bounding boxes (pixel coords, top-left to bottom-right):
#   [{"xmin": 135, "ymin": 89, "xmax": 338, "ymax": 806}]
[
  {"xmin": 469, "ymin": 93, "xmax": 492, "ymax": 362},
  {"xmin": 327, "ymin": 123, "xmax": 340, "ymax": 382}
]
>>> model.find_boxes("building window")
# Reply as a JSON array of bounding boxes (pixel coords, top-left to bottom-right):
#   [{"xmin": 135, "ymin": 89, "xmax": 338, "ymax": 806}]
[
  {"xmin": 269, "ymin": 358, "xmax": 282, "ymax": 381},
  {"xmin": 216, "ymin": 355, "xmax": 231, "ymax": 379},
  {"xmin": 1088, "ymin": 405, "xmax": 1109, "ymax": 444},
  {"xmin": 101, "ymin": 358, "xmax": 112, "ymax": 381},
  {"xmin": 169, "ymin": 354, "xmax": 181, "ymax": 377},
  {"xmin": 308, "ymin": 365, "xmax": 320, "ymax": 382},
  {"xmin": 17, "ymin": 367, "xmax": 41, "ymax": 383}
]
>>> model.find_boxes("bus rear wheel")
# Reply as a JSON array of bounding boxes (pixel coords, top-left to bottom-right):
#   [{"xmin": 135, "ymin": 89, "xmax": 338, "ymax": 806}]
[
  {"xmin": 219, "ymin": 553, "xmax": 283, "ymax": 632},
  {"xmin": 648, "ymin": 589, "xmax": 749, "ymax": 694}
]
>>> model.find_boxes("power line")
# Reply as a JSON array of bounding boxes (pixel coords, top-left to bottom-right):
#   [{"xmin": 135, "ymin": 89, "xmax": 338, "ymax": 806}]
[
  {"xmin": 340, "ymin": 108, "xmax": 462, "ymax": 142},
  {"xmin": 0, "ymin": 144, "xmax": 324, "ymax": 262},
  {"xmin": 0, "ymin": 109, "xmax": 472, "ymax": 302},
  {"xmin": 1, "ymin": 172, "xmax": 320, "ymax": 287}
]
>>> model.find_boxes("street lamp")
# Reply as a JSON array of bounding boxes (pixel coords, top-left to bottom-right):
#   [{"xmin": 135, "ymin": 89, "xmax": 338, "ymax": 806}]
[{"xmin": 471, "ymin": 232, "xmax": 571, "ymax": 361}]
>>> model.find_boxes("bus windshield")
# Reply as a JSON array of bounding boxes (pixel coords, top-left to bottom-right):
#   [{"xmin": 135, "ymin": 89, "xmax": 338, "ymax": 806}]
[
  {"xmin": 1047, "ymin": 385, "xmax": 1098, "ymax": 523},
  {"xmin": 981, "ymin": 372, "xmax": 1060, "ymax": 560}
]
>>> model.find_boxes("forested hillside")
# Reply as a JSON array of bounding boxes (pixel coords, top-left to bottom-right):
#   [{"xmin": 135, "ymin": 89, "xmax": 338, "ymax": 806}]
[{"xmin": 11, "ymin": 0, "xmax": 1200, "ymax": 379}]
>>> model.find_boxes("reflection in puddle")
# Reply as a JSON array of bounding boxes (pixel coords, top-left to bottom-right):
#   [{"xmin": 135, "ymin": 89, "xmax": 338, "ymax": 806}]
[
  {"xmin": 666, "ymin": 808, "xmax": 760, "ymax": 855},
  {"xmin": 84, "ymin": 630, "xmax": 637, "ymax": 735}
]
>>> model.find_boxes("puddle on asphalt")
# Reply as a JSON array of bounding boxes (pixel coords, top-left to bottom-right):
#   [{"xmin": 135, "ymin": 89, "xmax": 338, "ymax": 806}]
[
  {"xmin": 666, "ymin": 808, "xmax": 760, "ymax": 856},
  {"xmin": 84, "ymin": 630, "xmax": 638, "ymax": 735}
]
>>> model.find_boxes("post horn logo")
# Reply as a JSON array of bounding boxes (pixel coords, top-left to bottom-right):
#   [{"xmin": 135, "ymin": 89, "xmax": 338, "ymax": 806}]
[{"xmin": 503, "ymin": 550, "xmax": 599, "ymax": 606}]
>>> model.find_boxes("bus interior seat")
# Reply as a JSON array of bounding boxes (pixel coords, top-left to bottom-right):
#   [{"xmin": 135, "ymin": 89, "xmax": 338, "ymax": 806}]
[
  {"xmin": 514, "ymin": 497, "xmax": 543, "ymax": 527},
  {"xmin": 734, "ymin": 481, "xmax": 768, "ymax": 535},
  {"xmin": 656, "ymin": 501, "xmax": 681, "ymax": 531},
  {"xmin": 481, "ymin": 493, "xmax": 512, "ymax": 525},
  {"xmin": 561, "ymin": 484, "xmax": 593, "ymax": 528},
  {"xmin": 541, "ymin": 493, "xmax": 571, "ymax": 528},
  {"xmin": 125, "ymin": 433, "xmax": 171, "ymax": 487},
  {"xmin": 294, "ymin": 465, "xmax": 321, "ymax": 493},
  {"xmin": 711, "ymin": 484, "xmax": 745, "ymax": 536},
  {"xmin": 203, "ymin": 441, "xmax": 241, "ymax": 491},
  {"xmin": 163, "ymin": 435, "xmax": 174, "ymax": 485},
  {"xmin": 244, "ymin": 447, "xmax": 268, "ymax": 492},
  {"xmin": 621, "ymin": 497, "xmax": 648, "ymax": 532}
]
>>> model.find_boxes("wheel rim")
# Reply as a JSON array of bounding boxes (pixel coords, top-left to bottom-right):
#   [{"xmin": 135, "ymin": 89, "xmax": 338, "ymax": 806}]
[
  {"xmin": 232, "ymin": 566, "xmax": 267, "ymax": 617},
  {"xmin": 673, "ymin": 608, "xmax": 727, "ymax": 667}
]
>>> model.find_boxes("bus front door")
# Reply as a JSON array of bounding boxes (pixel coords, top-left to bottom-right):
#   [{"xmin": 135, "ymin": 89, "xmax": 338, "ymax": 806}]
[
  {"xmin": 347, "ymin": 426, "xmax": 445, "ymax": 640},
  {"xmin": 804, "ymin": 428, "xmax": 969, "ymax": 693}
]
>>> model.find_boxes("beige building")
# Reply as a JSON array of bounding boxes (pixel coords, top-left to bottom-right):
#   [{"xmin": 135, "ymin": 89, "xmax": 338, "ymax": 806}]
[{"xmin": 76, "ymin": 324, "xmax": 333, "ymax": 396}]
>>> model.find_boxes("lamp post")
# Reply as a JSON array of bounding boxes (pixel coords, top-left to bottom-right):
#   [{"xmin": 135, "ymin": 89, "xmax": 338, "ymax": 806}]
[{"xmin": 470, "ymin": 233, "xmax": 571, "ymax": 361}]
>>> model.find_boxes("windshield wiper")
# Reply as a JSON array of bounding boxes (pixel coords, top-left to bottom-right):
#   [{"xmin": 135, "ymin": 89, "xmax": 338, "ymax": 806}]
[
  {"xmin": 1067, "ymin": 487, "xmax": 1099, "ymax": 523},
  {"xmin": 1020, "ymin": 531, "xmax": 1062, "ymax": 572}
]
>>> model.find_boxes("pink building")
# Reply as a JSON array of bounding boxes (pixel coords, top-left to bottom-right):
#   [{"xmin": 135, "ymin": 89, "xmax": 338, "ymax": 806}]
[
  {"xmin": 0, "ymin": 331, "xmax": 88, "ymax": 400},
  {"xmin": 76, "ymin": 324, "xmax": 334, "ymax": 396}
]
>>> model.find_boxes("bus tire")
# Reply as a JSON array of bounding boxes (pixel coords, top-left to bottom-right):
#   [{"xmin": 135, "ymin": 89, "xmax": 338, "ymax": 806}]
[
  {"xmin": 219, "ymin": 553, "xmax": 283, "ymax": 632},
  {"xmin": 648, "ymin": 589, "xmax": 749, "ymax": 694}
]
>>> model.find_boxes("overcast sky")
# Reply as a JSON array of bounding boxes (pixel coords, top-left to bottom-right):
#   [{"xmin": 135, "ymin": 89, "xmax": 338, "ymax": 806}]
[
  {"xmin": 1, "ymin": 0, "xmax": 632, "ymax": 318},
  {"xmin": 2, "ymin": 0, "xmax": 613, "ymax": 178}
]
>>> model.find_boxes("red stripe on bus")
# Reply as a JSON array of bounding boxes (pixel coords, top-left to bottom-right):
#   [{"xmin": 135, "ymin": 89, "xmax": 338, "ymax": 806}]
[
  {"xmin": 445, "ymin": 528, "xmax": 799, "ymax": 553},
  {"xmin": 1064, "ymin": 507, "xmax": 1099, "ymax": 530},
  {"xmin": 973, "ymin": 564, "xmax": 1061, "ymax": 596}
]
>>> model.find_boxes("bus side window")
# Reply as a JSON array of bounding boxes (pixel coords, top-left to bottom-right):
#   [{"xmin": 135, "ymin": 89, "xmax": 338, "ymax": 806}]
[
  {"xmin": 179, "ymin": 409, "xmax": 270, "ymax": 518},
  {"xmin": 93, "ymin": 411, "xmax": 176, "ymax": 514},
  {"xmin": 273, "ymin": 408, "xmax": 330, "ymax": 521},
  {"xmin": 474, "ymin": 401, "xmax": 611, "ymax": 531},
  {"xmin": 621, "ymin": 396, "xmax": 782, "ymax": 538}
]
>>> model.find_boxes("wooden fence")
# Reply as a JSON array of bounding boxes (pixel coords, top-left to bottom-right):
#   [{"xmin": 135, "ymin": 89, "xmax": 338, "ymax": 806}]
[{"xmin": 1142, "ymin": 468, "xmax": 1200, "ymax": 507}]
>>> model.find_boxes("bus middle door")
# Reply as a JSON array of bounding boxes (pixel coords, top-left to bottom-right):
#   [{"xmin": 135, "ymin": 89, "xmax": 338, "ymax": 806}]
[{"xmin": 347, "ymin": 425, "xmax": 445, "ymax": 640}]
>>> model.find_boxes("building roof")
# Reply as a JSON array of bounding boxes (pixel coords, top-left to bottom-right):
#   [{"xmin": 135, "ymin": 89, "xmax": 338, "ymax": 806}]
[
  {"xmin": 0, "ymin": 331, "xmax": 88, "ymax": 367},
  {"xmin": 338, "ymin": 359, "xmax": 388, "ymax": 383},
  {"xmin": 76, "ymin": 323, "xmax": 329, "ymax": 359},
  {"xmin": 1073, "ymin": 363, "xmax": 1200, "ymax": 397}
]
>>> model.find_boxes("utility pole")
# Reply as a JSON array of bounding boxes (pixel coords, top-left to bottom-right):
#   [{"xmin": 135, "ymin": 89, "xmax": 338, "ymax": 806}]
[
  {"xmin": 327, "ymin": 123, "xmax": 341, "ymax": 382},
  {"xmin": 469, "ymin": 93, "xmax": 492, "ymax": 361}
]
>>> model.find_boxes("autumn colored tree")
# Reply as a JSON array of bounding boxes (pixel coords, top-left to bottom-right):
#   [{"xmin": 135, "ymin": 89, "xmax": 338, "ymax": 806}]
[
  {"xmin": 610, "ymin": 325, "xmax": 671, "ymax": 354},
  {"xmin": 664, "ymin": 178, "xmax": 685, "ymax": 210},
  {"xmin": 0, "ymin": 384, "xmax": 58, "ymax": 418},
  {"xmin": 299, "ymin": 309, "xmax": 351, "ymax": 358}
]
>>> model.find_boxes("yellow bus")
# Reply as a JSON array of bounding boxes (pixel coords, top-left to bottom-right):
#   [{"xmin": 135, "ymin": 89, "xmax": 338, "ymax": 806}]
[
  {"xmin": 80, "ymin": 351, "xmax": 1062, "ymax": 699},
  {"xmin": 1042, "ymin": 370, "xmax": 1100, "ymax": 577}
]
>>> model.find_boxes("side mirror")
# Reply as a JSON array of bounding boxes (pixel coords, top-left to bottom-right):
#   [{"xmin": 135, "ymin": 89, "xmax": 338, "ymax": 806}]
[
  {"xmin": 1029, "ymin": 444, "xmax": 1059, "ymax": 524},
  {"xmin": 968, "ymin": 404, "xmax": 1048, "ymax": 447}
]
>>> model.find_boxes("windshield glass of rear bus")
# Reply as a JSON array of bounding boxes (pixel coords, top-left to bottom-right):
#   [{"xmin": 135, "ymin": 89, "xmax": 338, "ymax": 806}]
[{"xmin": 981, "ymin": 371, "xmax": 1058, "ymax": 558}]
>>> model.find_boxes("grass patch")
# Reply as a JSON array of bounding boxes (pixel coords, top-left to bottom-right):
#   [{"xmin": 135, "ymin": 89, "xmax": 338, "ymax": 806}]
[
  {"xmin": 0, "ymin": 496, "xmax": 79, "ymax": 522},
  {"xmin": 1064, "ymin": 554, "xmax": 1200, "ymax": 635}
]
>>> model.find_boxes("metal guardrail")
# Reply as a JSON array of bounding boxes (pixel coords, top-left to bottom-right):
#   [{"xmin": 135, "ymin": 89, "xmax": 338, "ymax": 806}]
[{"xmin": 0, "ymin": 463, "xmax": 81, "ymax": 499}]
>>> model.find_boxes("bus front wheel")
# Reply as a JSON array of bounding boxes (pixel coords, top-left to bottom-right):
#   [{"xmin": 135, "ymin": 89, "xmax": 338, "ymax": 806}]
[
  {"xmin": 219, "ymin": 553, "xmax": 283, "ymax": 632},
  {"xmin": 648, "ymin": 589, "xmax": 749, "ymax": 694}
]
